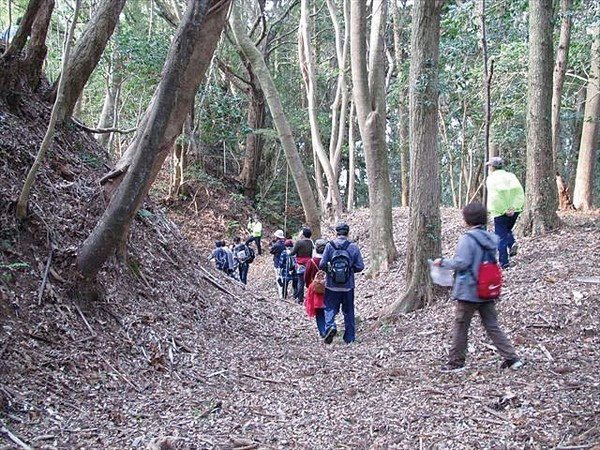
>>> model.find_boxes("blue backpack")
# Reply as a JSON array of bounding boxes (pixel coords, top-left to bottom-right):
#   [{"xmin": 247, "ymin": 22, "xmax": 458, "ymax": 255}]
[{"xmin": 328, "ymin": 240, "xmax": 351, "ymax": 284}]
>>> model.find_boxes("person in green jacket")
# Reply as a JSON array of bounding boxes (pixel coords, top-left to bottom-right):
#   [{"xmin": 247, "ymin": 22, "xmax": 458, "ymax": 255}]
[
  {"xmin": 245, "ymin": 214, "xmax": 263, "ymax": 255},
  {"xmin": 485, "ymin": 156, "xmax": 524, "ymax": 268}
]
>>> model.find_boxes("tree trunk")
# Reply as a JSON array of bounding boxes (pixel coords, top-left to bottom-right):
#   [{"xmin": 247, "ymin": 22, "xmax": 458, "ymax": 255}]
[
  {"xmin": 51, "ymin": 0, "xmax": 128, "ymax": 123},
  {"xmin": 551, "ymin": 0, "xmax": 573, "ymax": 166},
  {"xmin": 480, "ymin": 0, "xmax": 493, "ymax": 208},
  {"xmin": 572, "ymin": 25, "xmax": 599, "ymax": 211},
  {"xmin": 77, "ymin": 0, "xmax": 231, "ymax": 278},
  {"xmin": 229, "ymin": 4, "xmax": 321, "ymax": 236},
  {"xmin": 346, "ymin": 101, "xmax": 356, "ymax": 212},
  {"xmin": 566, "ymin": 85, "xmax": 586, "ymax": 192},
  {"xmin": 391, "ymin": 0, "xmax": 409, "ymax": 207},
  {"xmin": 96, "ymin": 48, "xmax": 123, "ymax": 148},
  {"xmin": 383, "ymin": 0, "xmax": 442, "ymax": 316},
  {"xmin": 350, "ymin": 0, "xmax": 397, "ymax": 276},
  {"xmin": 16, "ymin": 0, "xmax": 81, "ymax": 219},
  {"xmin": 21, "ymin": 0, "xmax": 54, "ymax": 91},
  {"xmin": 299, "ymin": 0, "xmax": 344, "ymax": 220},
  {"xmin": 520, "ymin": 0, "xmax": 560, "ymax": 236}
]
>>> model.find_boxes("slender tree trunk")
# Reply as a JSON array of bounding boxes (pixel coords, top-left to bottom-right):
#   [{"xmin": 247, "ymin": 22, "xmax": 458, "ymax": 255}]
[
  {"xmin": 551, "ymin": 0, "xmax": 573, "ymax": 167},
  {"xmin": 391, "ymin": 0, "xmax": 409, "ymax": 207},
  {"xmin": 299, "ymin": 0, "xmax": 343, "ymax": 220},
  {"xmin": 480, "ymin": 0, "xmax": 493, "ymax": 208},
  {"xmin": 383, "ymin": 0, "xmax": 442, "ymax": 316},
  {"xmin": 350, "ymin": 0, "xmax": 397, "ymax": 276},
  {"xmin": 347, "ymin": 101, "xmax": 356, "ymax": 212},
  {"xmin": 16, "ymin": 0, "xmax": 81, "ymax": 219},
  {"xmin": 566, "ymin": 85, "xmax": 586, "ymax": 192},
  {"xmin": 520, "ymin": 0, "xmax": 560, "ymax": 236},
  {"xmin": 573, "ymin": 26, "xmax": 599, "ymax": 211},
  {"xmin": 229, "ymin": 4, "xmax": 321, "ymax": 236},
  {"xmin": 77, "ymin": 0, "xmax": 231, "ymax": 278},
  {"xmin": 51, "ymin": 0, "xmax": 128, "ymax": 123},
  {"xmin": 96, "ymin": 49, "xmax": 123, "ymax": 147}
]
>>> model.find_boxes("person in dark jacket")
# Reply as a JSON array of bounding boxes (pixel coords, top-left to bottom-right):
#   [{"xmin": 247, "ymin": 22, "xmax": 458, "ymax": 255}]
[
  {"xmin": 319, "ymin": 222, "xmax": 364, "ymax": 344},
  {"xmin": 290, "ymin": 227, "xmax": 314, "ymax": 304},
  {"xmin": 278, "ymin": 239, "xmax": 298, "ymax": 299},
  {"xmin": 233, "ymin": 236, "xmax": 253, "ymax": 284},
  {"xmin": 434, "ymin": 202, "xmax": 522, "ymax": 373}
]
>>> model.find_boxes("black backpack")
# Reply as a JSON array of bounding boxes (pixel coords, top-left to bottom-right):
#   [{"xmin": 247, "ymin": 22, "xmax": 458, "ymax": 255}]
[
  {"xmin": 236, "ymin": 244, "xmax": 255, "ymax": 264},
  {"xmin": 215, "ymin": 248, "xmax": 228, "ymax": 271},
  {"xmin": 328, "ymin": 240, "xmax": 352, "ymax": 284}
]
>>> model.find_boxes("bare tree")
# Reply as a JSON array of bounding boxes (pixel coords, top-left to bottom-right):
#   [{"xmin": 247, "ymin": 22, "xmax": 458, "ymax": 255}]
[
  {"xmin": 229, "ymin": 3, "xmax": 321, "ymax": 236},
  {"xmin": 350, "ymin": 0, "xmax": 397, "ymax": 276},
  {"xmin": 520, "ymin": 0, "xmax": 560, "ymax": 235},
  {"xmin": 383, "ymin": 0, "xmax": 443, "ymax": 315},
  {"xmin": 77, "ymin": 0, "xmax": 232, "ymax": 278}
]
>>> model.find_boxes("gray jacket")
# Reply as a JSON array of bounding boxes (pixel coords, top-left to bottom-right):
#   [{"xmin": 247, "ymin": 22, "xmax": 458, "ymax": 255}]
[{"xmin": 440, "ymin": 226, "xmax": 499, "ymax": 303}]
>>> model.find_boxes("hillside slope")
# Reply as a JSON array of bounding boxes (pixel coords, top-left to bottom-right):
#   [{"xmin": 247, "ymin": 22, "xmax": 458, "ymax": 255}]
[{"xmin": 1, "ymin": 97, "xmax": 599, "ymax": 449}]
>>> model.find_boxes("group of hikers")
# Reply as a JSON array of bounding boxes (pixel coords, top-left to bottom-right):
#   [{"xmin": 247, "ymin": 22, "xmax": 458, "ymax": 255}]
[
  {"xmin": 207, "ymin": 156, "xmax": 528, "ymax": 372},
  {"xmin": 207, "ymin": 215, "xmax": 262, "ymax": 285},
  {"xmin": 267, "ymin": 222, "xmax": 365, "ymax": 344}
]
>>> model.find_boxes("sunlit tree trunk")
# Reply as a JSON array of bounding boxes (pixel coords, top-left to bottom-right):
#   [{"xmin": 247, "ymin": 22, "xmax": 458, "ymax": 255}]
[
  {"xmin": 229, "ymin": 4, "xmax": 321, "ymax": 236},
  {"xmin": 77, "ymin": 0, "xmax": 231, "ymax": 278},
  {"xmin": 350, "ymin": 0, "xmax": 397, "ymax": 276},
  {"xmin": 383, "ymin": 0, "xmax": 442, "ymax": 316},
  {"xmin": 96, "ymin": 48, "xmax": 123, "ymax": 148},
  {"xmin": 520, "ymin": 0, "xmax": 560, "ymax": 235},
  {"xmin": 299, "ymin": 0, "xmax": 343, "ymax": 220},
  {"xmin": 346, "ymin": 101, "xmax": 356, "ymax": 212},
  {"xmin": 573, "ymin": 26, "xmax": 599, "ymax": 211}
]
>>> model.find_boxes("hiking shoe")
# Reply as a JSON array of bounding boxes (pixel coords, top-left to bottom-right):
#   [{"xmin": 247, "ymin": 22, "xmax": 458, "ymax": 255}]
[
  {"xmin": 509, "ymin": 243, "xmax": 519, "ymax": 257},
  {"xmin": 323, "ymin": 328, "xmax": 337, "ymax": 344},
  {"xmin": 439, "ymin": 363, "xmax": 466, "ymax": 373},
  {"xmin": 501, "ymin": 263, "xmax": 510, "ymax": 269},
  {"xmin": 500, "ymin": 359, "xmax": 523, "ymax": 370}
]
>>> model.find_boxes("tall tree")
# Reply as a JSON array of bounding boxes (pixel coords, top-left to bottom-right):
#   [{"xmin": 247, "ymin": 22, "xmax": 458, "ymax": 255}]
[
  {"xmin": 551, "ymin": 0, "xmax": 573, "ymax": 166},
  {"xmin": 572, "ymin": 25, "xmax": 599, "ymax": 211},
  {"xmin": 298, "ymin": 0, "xmax": 344, "ymax": 219},
  {"xmin": 383, "ymin": 0, "xmax": 443, "ymax": 315},
  {"xmin": 229, "ymin": 3, "xmax": 321, "ymax": 236},
  {"xmin": 50, "ymin": 0, "xmax": 128, "ymax": 123},
  {"xmin": 520, "ymin": 0, "xmax": 560, "ymax": 235},
  {"xmin": 77, "ymin": 0, "xmax": 232, "ymax": 278},
  {"xmin": 350, "ymin": 0, "xmax": 397, "ymax": 276}
]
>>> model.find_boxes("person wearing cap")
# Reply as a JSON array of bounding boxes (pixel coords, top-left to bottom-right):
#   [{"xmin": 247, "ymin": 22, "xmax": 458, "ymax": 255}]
[
  {"xmin": 290, "ymin": 227, "xmax": 314, "ymax": 304},
  {"xmin": 485, "ymin": 156, "xmax": 525, "ymax": 269},
  {"xmin": 319, "ymin": 223, "xmax": 365, "ymax": 344},
  {"xmin": 278, "ymin": 239, "xmax": 298, "ymax": 299},
  {"xmin": 304, "ymin": 239, "xmax": 328, "ymax": 337}
]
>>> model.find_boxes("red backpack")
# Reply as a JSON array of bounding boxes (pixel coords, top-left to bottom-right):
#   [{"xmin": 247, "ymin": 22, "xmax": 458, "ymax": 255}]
[{"xmin": 467, "ymin": 234, "xmax": 503, "ymax": 300}]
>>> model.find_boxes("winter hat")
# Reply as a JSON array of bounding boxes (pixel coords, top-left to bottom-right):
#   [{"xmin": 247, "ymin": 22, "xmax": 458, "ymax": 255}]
[
  {"xmin": 314, "ymin": 239, "xmax": 327, "ymax": 256},
  {"xmin": 485, "ymin": 156, "xmax": 505, "ymax": 168},
  {"xmin": 335, "ymin": 222, "xmax": 350, "ymax": 235},
  {"xmin": 284, "ymin": 239, "xmax": 294, "ymax": 247},
  {"xmin": 274, "ymin": 229, "xmax": 285, "ymax": 239}
]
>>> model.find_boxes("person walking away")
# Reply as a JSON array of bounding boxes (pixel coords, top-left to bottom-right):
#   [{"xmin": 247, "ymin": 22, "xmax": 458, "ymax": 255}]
[
  {"xmin": 434, "ymin": 202, "xmax": 523, "ymax": 372},
  {"xmin": 278, "ymin": 239, "xmax": 298, "ymax": 299},
  {"xmin": 290, "ymin": 227, "xmax": 314, "ymax": 304},
  {"xmin": 246, "ymin": 215, "xmax": 263, "ymax": 255},
  {"xmin": 208, "ymin": 240, "xmax": 234, "ymax": 277},
  {"xmin": 319, "ymin": 223, "xmax": 364, "ymax": 344},
  {"xmin": 270, "ymin": 229, "xmax": 286, "ymax": 296},
  {"xmin": 304, "ymin": 239, "xmax": 328, "ymax": 337},
  {"xmin": 486, "ymin": 156, "xmax": 524, "ymax": 269},
  {"xmin": 233, "ymin": 236, "xmax": 254, "ymax": 284}
]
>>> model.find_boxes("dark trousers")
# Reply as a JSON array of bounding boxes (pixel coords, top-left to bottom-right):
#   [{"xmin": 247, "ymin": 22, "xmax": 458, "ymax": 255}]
[
  {"xmin": 246, "ymin": 236, "xmax": 262, "ymax": 255},
  {"xmin": 238, "ymin": 262, "xmax": 249, "ymax": 284},
  {"xmin": 493, "ymin": 213, "xmax": 519, "ymax": 267},
  {"xmin": 448, "ymin": 300, "xmax": 518, "ymax": 366},
  {"xmin": 324, "ymin": 289, "xmax": 356, "ymax": 343},
  {"xmin": 315, "ymin": 308, "xmax": 326, "ymax": 337}
]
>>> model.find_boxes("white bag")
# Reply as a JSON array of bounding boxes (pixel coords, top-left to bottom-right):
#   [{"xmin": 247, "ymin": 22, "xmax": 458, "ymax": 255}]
[{"xmin": 428, "ymin": 259, "xmax": 454, "ymax": 287}]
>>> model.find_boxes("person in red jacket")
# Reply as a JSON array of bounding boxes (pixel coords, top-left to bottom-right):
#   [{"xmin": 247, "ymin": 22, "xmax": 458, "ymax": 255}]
[{"xmin": 304, "ymin": 239, "xmax": 327, "ymax": 337}]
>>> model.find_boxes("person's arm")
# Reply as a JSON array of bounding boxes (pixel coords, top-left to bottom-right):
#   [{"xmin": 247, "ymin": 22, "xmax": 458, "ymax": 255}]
[
  {"xmin": 319, "ymin": 245, "xmax": 331, "ymax": 270},
  {"xmin": 439, "ymin": 235, "xmax": 472, "ymax": 272},
  {"xmin": 352, "ymin": 245, "xmax": 365, "ymax": 273},
  {"xmin": 290, "ymin": 241, "xmax": 300, "ymax": 256}
]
